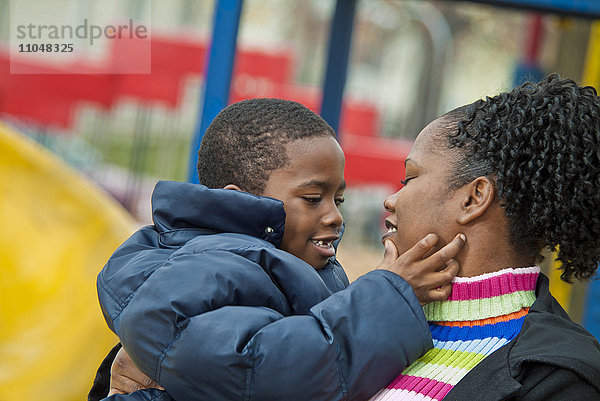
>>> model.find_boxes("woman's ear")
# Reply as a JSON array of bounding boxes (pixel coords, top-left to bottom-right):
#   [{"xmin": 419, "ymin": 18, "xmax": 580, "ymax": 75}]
[
  {"xmin": 223, "ymin": 184, "xmax": 243, "ymax": 191},
  {"xmin": 457, "ymin": 176, "xmax": 496, "ymax": 225}
]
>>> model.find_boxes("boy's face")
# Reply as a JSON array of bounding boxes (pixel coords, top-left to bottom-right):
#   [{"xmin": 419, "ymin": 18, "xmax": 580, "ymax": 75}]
[{"xmin": 261, "ymin": 135, "xmax": 346, "ymax": 269}]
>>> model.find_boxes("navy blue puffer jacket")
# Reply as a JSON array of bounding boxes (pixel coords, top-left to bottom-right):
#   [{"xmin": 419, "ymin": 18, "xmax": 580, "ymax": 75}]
[{"xmin": 97, "ymin": 181, "xmax": 432, "ymax": 401}]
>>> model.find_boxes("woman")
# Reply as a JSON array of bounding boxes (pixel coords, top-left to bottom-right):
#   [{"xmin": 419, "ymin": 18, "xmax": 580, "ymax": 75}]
[{"xmin": 371, "ymin": 74, "xmax": 600, "ymax": 400}]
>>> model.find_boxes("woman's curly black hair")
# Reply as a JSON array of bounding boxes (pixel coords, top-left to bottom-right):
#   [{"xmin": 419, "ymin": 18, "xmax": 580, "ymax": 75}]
[{"xmin": 442, "ymin": 74, "xmax": 600, "ymax": 282}]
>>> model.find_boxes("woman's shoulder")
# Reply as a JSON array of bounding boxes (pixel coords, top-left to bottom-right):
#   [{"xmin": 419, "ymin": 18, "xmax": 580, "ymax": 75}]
[
  {"xmin": 508, "ymin": 274, "xmax": 600, "ymax": 394},
  {"xmin": 511, "ymin": 363, "xmax": 600, "ymax": 400}
]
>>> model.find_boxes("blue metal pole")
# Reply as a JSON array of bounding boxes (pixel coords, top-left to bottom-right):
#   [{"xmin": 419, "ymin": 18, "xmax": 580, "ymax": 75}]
[
  {"xmin": 512, "ymin": 14, "xmax": 545, "ymax": 87},
  {"xmin": 188, "ymin": 0, "xmax": 244, "ymax": 183},
  {"xmin": 466, "ymin": 0, "xmax": 600, "ymax": 19},
  {"xmin": 583, "ymin": 272, "xmax": 600, "ymax": 340},
  {"xmin": 320, "ymin": 0, "xmax": 357, "ymax": 139}
]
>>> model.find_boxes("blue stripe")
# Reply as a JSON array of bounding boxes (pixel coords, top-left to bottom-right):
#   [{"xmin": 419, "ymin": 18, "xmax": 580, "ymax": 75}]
[{"xmin": 430, "ymin": 316, "xmax": 525, "ymax": 342}]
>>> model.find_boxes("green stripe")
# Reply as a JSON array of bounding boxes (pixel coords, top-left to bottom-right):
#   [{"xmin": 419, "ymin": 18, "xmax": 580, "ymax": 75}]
[
  {"xmin": 423, "ymin": 291, "xmax": 536, "ymax": 321},
  {"xmin": 402, "ymin": 348, "xmax": 486, "ymax": 374},
  {"xmin": 399, "ymin": 362, "xmax": 468, "ymax": 385}
]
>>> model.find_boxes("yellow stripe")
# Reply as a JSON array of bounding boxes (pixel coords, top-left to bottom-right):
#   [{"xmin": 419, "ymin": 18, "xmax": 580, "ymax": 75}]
[
  {"xmin": 547, "ymin": 248, "xmax": 571, "ymax": 312},
  {"xmin": 583, "ymin": 21, "xmax": 600, "ymax": 89},
  {"xmin": 399, "ymin": 364, "xmax": 469, "ymax": 386},
  {"xmin": 403, "ymin": 348, "xmax": 486, "ymax": 374}
]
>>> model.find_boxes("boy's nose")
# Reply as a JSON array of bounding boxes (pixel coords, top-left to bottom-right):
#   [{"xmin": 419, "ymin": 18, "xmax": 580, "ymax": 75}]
[
  {"xmin": 323, "ymin": 203, "xmax": 343, "ymax": 228},
  {"xmin": 383, "ymin": 192, "xmax": 399, "ymax": 213}
]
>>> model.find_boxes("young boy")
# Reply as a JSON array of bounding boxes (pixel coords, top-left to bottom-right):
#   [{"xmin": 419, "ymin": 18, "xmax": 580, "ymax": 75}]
[{"xmin": 91, "ymin": 99, "xmax": 463, "ymax": 401}]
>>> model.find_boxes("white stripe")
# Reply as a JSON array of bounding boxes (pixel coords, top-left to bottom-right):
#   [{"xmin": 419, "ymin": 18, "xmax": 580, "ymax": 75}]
[
  {"xmin": 369, "ymin": 388, "xmax": 436, "ymax": 401},
  {"xmin": 452, "ymin": 266, "xmax": 540, "ymax": 283},
  {"xmin": 433, "ymin": 337, "xmax": 510, "ymax": 354}
]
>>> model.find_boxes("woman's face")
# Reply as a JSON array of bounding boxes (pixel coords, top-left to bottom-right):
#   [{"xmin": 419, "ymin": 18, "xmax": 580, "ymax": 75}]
[{"xmin": 382, "ymin": 118, "xmax": 460, "ymax": 255}]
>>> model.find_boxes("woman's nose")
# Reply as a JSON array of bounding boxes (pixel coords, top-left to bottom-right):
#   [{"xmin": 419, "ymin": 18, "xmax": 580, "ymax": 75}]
[{"xmin": 383, "ymin": 192, "xmax": 398, "ymax": 213}]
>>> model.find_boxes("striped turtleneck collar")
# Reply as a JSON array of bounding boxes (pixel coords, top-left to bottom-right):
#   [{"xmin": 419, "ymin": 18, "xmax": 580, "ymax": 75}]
[
  {"xmin": 424, "ymin": 265, "xmax": 540, "ymax": 322},
  {"xmin": 370, "ymin": 266, "xmax": 540, "ymax": 401}
]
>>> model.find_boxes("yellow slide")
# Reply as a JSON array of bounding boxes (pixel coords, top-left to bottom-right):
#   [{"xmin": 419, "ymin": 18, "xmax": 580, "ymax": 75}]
[{"xmin": 0, "ymin": 122, "xmax": 136, "ymax": 400}]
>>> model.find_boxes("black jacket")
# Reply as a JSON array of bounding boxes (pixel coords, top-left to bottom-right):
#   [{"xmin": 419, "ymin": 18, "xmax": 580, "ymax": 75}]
[{"xmin": 445, "ymin": 274, "xmax": 600, "ymax": 401}]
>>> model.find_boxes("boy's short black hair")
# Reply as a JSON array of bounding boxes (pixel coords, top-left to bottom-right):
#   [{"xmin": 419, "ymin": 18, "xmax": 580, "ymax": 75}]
[{"xmin": 197, "ymin": 98, "xmax": 336, "ymax": 194}]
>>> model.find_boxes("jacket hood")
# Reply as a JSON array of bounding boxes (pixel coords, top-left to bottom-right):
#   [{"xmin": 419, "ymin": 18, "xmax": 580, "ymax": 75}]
[{"xmin": 151, "ymin": 181, "xmax": 287, "ymax": 247}]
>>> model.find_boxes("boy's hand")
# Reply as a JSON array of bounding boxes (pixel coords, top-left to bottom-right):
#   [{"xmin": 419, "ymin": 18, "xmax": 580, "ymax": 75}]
[
  {"xmin": 376, "ymin": 233, "xmax": 465, "ymax": 305},
  {"xmin": 108, "ymin": 347, "xmax": 164, "ymax": 396}
]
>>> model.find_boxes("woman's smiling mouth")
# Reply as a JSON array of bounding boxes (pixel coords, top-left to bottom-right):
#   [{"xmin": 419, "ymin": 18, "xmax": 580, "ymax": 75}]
[{"xmin": 382, "ymin": 219, "xmax": 398, "ymax": 241}]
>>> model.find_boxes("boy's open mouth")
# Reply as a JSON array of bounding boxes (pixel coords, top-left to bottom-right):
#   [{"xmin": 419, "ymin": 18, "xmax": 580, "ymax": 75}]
[
  {"xmin": 310, "ymin": 239, "xmax": 334, "ymax": 248},
  {"xmin": 309, "ymin": 237, "xmax": 338, "ymax": 258}
]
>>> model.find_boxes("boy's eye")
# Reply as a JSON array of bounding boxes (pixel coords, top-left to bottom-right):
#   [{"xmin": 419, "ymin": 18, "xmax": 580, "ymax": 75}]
[{"xmin": 335, "ymin": 198, "xmax": 345, "ymax": 207}]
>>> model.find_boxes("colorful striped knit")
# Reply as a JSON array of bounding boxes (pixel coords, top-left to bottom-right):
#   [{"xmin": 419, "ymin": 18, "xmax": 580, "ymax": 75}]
[{"xmin": 370, "ymin": 266, "xmax": 540, "ymax": 401}]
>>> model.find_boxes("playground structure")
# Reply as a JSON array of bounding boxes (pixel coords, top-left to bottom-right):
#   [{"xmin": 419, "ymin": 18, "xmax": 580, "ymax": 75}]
[
  {"xmin": 1, "ymin": 38, "xmax": 412, "ymax": 189},
  {"xmin": 1, "ymin": 1, "xmax": 600, "ymax": 400},
  {"xmin": 0, "ymin": 121, "xmax": 135, "ymax": 401}
]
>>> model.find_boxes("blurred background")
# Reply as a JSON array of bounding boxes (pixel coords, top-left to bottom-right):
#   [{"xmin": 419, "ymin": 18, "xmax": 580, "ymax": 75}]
[{"xmin": 1, "ymin": 0, "xmax": 600, "ymax": 399}]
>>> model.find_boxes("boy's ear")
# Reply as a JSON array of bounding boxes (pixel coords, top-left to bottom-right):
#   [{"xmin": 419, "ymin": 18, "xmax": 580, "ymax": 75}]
[
  {"xmin": 223, "ymin": 184, "xmax": 243, "ymax": 191},
  {"xmin": 456, "ymin": 176, "xmax": 495, "ymax": 225}
]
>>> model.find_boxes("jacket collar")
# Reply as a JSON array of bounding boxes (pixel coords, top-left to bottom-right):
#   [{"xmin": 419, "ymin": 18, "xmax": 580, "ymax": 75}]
[{"xmin": 151, "ymin": 181, "xmax": 286, "ymax": 248}]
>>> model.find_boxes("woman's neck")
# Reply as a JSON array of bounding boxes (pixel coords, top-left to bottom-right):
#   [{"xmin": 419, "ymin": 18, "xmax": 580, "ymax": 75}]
[{"xmin": 454, "ymin": 226, "xmax": 536, "ymax": 278}]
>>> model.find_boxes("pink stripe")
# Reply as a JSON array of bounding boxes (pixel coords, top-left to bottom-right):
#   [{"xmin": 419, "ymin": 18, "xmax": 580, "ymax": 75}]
[
  {"xmin": 388, "ymin": 375, "xmax": 454, "ymax": 400},
  {"xmin": 424, "ymin": 380, "xmax": 454, "ymax": 400},
  {"xmin": 388, "ymin": 374, "xmax": 421, "ymax": 390},
  {"xmin": 435, "ymin": 383, "xmax": 454, "ymax": 400},
  {"xmin": 388, "ymin": 374, "xmax": 420, "ymax": 389},
  {"xmin": 448, "ymin": 273, "xmax": 538, "ymax": 301},
  {"xmin": 387, "ymin": 374, "xmax": 403, "ymax": 389}
]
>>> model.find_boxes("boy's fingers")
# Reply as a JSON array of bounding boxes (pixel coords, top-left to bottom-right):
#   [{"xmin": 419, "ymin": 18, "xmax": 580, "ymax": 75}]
[
  {"xmin": 444, "ymin": 258, "xmax": 460, "ymax": 277},
  {"xmin": 425, "ymin": 259, "xmax": 460, "ymax": 289},
  {"xmin": 403, "ymin": 233, "xmax": 439, "ymax": 261},
  {"xmin": 375, "ymin": 239, "xmax": 399, "ymax": 270},
  {"xmin": 426, "ymin": 234, "xmax": 466, "ymax": 269},
  {"xmin": 424, "ymin": 284, "xmax": 453, "ymax": 304},
  {"xmin": 383, "ymin": 239, "xmax": 399, "ymax": 261}
]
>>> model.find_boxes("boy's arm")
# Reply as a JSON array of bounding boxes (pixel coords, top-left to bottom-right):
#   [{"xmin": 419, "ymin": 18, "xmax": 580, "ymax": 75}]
[
  {"xmin": 97, "ymin": 225, "xmax": 174, "ymax": 333},
  {"xmin": 104, "ymin": 242, "xmax": 462, "ymax": 401},
  {"xmin": 100, "ymin": 270, "xmax": 425, "ymax": 401},
  {"xmin": 152, "ymin": 236, "xmax": 463, "ymax": 401},
  {"xmin": 121, "ymin": 271, "xmax": 429, "ymax": 401}
]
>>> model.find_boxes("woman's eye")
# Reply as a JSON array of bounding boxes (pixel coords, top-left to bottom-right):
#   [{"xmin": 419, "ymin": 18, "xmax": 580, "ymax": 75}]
[
  {"xmin": 335, "ymin": 198, "xmax": 345, "ymax": 207},
  {"xmin": 400, "ymin": 177, "xmax": 414, "ymax": 186},
  {"xmin": 303, "ymin": 197, "xmax": 321, "ymax": 203}
]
